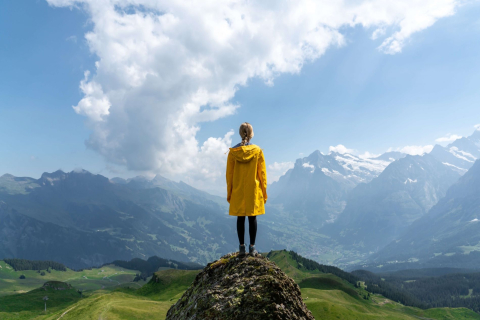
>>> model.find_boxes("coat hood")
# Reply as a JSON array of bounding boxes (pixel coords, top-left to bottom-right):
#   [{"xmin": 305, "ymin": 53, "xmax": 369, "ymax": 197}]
[{"xmin": 229, "ymin": 144, "xmax": 262, "ymax": 163}]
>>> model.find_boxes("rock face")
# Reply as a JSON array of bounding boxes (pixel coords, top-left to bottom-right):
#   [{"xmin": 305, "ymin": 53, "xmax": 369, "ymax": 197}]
[
  {"xmin": 166, "ymin": 252, "xmax": 314, "ymax": 320},
  {"xmin": 42, "ymin": 281, "xmax": 73, "ymax": 291}
]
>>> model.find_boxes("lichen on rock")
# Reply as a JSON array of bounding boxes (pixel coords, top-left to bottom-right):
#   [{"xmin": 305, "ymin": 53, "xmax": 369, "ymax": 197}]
[{"xmin": 166, "ymin": 252, "xmax": 314, "ymax": 320}]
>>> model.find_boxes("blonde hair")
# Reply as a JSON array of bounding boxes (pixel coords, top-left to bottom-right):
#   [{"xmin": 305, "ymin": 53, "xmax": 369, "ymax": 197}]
[{"xmin": 239, "ymin": 122, "xmax": 254, "ymax": 146}]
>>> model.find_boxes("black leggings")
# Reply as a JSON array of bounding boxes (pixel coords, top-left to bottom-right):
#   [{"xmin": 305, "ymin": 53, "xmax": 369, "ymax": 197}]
[{"xmin": 237, "ymin": 216, "xmax": 257, "ymax": 245}]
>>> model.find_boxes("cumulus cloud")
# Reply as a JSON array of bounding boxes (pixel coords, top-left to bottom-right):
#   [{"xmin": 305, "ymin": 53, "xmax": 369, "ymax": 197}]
[
  {"xmin": 268, "ymin": 161, "xmax": 294, "ymax": 183},
  {"xmin": 358, "ymin": 151, "xmax": 381, "ymax": 159},
  {"xmin": 395, "ymin": 145, "xmax": 434, "ymax": 155},
  {"xmin": 435, "ymin": 133, "xmax": 462, "ymax": 143},
  {"xmin": 302, "ymin": 162, "xmax": 315, "ymax": 173},
  {"xmin": 329, "ymin": 145, "xmax": 356, "ymax": 155},
  {"xmin": 46, "ymin": 0, "xmax": 460, "ymax": 192}
]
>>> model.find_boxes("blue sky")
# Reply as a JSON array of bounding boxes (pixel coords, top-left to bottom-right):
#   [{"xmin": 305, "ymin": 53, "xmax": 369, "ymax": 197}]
[{"xmin": 1, "ymin": 0, "xmax": 480, "ymax": 193}]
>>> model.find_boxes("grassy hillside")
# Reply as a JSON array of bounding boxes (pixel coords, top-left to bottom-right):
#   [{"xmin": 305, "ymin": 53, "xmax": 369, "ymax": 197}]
[
  {"xmin": 0, "ymin": 260, "xmax": 144, "ymax": 296},
  {"xmin": 0, "ymin": 281, "xmax": 81, "ymax": 320},
  {"xmin": 1, "ymin": 251, "xmax": 480, "ymax": 319},
  {"xmin": 137, "ymin": 269, "xmax": 200, "ymax": 301},
  {"xmin": 268, "ymin": 250, "xmax": 480, "ymax": 320}
]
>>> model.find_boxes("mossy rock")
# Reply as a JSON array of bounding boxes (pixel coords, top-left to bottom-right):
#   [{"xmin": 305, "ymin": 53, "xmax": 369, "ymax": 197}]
[{"xmin": 166, "ymin": 252, "xmax": 314, "ymax": 320}]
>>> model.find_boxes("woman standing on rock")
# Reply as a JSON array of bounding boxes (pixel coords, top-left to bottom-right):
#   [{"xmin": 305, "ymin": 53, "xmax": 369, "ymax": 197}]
[{"xmin": 226, "ymin": 122, "xmax": 268, "ymax": 256}]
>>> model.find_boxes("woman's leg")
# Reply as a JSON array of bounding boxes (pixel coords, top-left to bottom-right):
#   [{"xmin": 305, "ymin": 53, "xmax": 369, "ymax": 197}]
[
  {"xmin": 248, "ymin": 216, "xmax": 257, "ymax": 245},
  {"xmin": 237, "ymin": 216, "xmax": 246, "ymax": 245}
]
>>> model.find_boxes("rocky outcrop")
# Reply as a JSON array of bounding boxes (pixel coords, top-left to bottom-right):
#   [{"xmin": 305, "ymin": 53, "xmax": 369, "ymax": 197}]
[
  {"xmin": 166, "ymin": 252, "xmax": 314, "ymax": 320},
  {"xmin": 42, "ymin": 281, "xmax": 73, "ymax": 291}
]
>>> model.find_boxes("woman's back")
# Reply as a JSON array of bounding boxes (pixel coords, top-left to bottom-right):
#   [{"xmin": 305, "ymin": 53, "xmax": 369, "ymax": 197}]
[
  {"xmin": 226, "ymin": 122, "xmax": 267, "ymax": 256},
  {"xmin": 226, "ymin": 144, "xmax": 267, "ymax": 216}
]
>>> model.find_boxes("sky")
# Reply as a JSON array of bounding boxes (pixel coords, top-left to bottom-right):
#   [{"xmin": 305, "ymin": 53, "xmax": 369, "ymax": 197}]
[{"xmin": 1, "ymin": 0, "xmax": 480, "ymax": 195}]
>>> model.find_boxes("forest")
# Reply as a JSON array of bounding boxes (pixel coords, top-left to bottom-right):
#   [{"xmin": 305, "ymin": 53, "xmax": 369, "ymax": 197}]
[
  {"xmin": 353, "ymin": 269, "xmax": 480, "ymax": 312},
  {"xmin": 285, "ymin": 250, "xmax": 359, "ymax": 286},
  {"xmin": 3, "ymin": 258, "xmax": 67, "ymax": 271}
]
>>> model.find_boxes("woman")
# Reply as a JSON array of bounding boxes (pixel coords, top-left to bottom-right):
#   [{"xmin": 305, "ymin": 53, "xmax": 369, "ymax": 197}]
[{"xmin": 226, "ymin": 122, "xmax": 268, "ymax": 256}]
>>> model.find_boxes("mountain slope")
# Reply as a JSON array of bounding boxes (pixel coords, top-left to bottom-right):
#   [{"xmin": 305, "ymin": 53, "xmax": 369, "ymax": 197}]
[
  {"xmin": 369, "ymin": 159, "xmax": 480, "ymax": 269},
  {"xmin": 268, "ymin": 150, "xmax": 400, "ymax": 225},
  {"xmin": 430, "ymin": 130, "xmax": 480, "ymax": 174},
  {"xmin": 0, "ymin": 170, "xmax": 283, "ymax": 268},
  {"xmin": 328, "ymin": 154, "xmax": 460, "ymax": 252}
]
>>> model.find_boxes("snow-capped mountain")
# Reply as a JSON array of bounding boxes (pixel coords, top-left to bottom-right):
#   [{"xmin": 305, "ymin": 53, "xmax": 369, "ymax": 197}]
[
  {"xmin": 430, "ymin": 130, "xmax": 480, "ymax": 174},
  {"xmin": 369, "ymin": 159, "xmax": 480, "ymax": 270},
  {"xmin": 328, "ymin": 151, "xmax": 405, "ymax": 184},
  {"xmin": 268, "ymin": 150, "xmax": 405, "ymax": 225},
  {"xmin": 327, "ymin": 154, "xmax": 461, "ymax": 252}
]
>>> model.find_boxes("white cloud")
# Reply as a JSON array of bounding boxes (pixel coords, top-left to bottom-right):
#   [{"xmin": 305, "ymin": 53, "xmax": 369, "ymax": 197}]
[
  {"xmin": 358, "ymin": 151, "xmax": 381, "ymax": 159},
  {"xmin": 475, "ymin": 124, "xmax": 480, "ymax": 131},
  {"xmin": 377, "ymin": 2, "xmax": 458, "ymax": 54},
  {"xmin": 435, "ymin": 133, "xmax": 462, "ymax": 143},
  {"xmin": 46, "ymin": 0, "xmax": 460, "ymax": 192},
  {"xmin": 371, "ymin": 27, "xmax": 386, "ymax": 40},
  {"xmin": 73, "ymin": 71, "xmax": 111, "ymax": 122},
  {"xmin": 329, "ymin": 145, "xmax": 355, "ymax": 155},
  {"xmin": 66, "ymin": 35, "xmax": 77, "ymax": 43},
  {"xmin": 397, "ymin": 145, "xmax": 434, "ymax": 155},
  {"xmin": 268, "ymin": 161, "xmax": 294, "ymax": 183},
  {"xmin": 302, "ymin": 162, "xmax": 315, "ymax": 173}
]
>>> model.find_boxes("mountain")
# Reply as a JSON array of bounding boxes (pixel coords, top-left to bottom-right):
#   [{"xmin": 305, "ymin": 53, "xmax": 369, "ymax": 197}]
[
  {"xmin": 328, "ymin": 154, "xmax": 461, "ymax": 253},
  {"xmin": 0, "ymin": 170, "xmax": 283, "ymax": 269},
  {"xmin": 430, "ymin": 130, "xmax": 480, "ymax": 174},
  {"xmin": 268, "ymin": 150, "xmax": 402, "ymax": 225},
  {"xmin": 367, "ymin": 159, "xmax": 480, "ymax": 270},
  {"xmin": 116, "ymin": 174, "xmax": 224, "ymax": 206}
]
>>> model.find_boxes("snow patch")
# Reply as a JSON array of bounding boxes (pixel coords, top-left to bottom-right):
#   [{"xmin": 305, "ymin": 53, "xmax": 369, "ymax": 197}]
[
  {"xmin": 404, "ymin": 178, "xmax": 417, "ymax": 184},
  {"xmin": 321, "ymin": 167, "xmax": 341, "ymax": 176},
  {"xmin": 449, "ymin": 147, "xmax": 475, "ymax": 163},
  {"xmin": 442, "ymin": 162, "xmax": 468, "ymax": 173},
  {"xmin": 470, "ymin": 218, "xmax": 479, "ymax": 222},
  {"xmin": 334, "ymin": 154, "xmax": 390, "ymax": 174}
]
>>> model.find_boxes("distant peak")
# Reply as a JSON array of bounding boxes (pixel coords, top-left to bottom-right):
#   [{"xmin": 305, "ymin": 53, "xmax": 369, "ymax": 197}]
[
  {"xmin": 41, "ymin": 170, "xmax": 66, "ymax": 178},
  {"xmin": 152, "ymin": 174, "xmax": 171, "ymax": 182},
  {"xmin": 469, "ymin": 128, "xmax": 480, "ymax": 140},
  {"xmin": 70, "ymin": 168, "xmax": 91, "ymax": 174},
  {"xmin": 307, "ymin": 150, "xmax": 323, "ymax": 158},
  {"xmin": 129, "ymin": 175, "xmax": 150, "ymax": 182}
]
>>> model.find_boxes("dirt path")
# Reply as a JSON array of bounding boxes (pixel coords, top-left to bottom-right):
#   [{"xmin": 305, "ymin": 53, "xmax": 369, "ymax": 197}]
[{"xmin": 56, "ymin": 306, "xmax": 77, "ymax": 319}]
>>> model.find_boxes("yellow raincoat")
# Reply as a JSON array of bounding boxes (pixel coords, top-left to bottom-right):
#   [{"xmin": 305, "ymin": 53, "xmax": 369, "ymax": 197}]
[{"xmin": 226, "ymin": 144, "xmax": 267, "ymax": 216}]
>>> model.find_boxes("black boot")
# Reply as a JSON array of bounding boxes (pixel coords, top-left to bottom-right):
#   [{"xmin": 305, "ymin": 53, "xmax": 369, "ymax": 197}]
[
  {"xmin": 249, "ymin": 244, "xmax": 258, "ymax": 256},
  {"xmin": 239, "ymin": 244, "xmax": 246, "ymax": 256}
]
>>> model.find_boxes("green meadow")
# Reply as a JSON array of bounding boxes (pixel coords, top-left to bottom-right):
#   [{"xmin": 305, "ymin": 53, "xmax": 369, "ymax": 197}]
[
  {"xmin": 0, "ymin": 260, "xmax": 146, "ymax": 296},
  {"xmin": 1, "ymin": 252, "xmax": 480, "ymax": 320}
]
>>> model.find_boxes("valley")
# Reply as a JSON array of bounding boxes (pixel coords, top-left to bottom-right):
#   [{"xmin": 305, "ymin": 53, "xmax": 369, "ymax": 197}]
[{"xmin": 1, "ymin": 251, "xmax": 480, "ymax": 319}]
